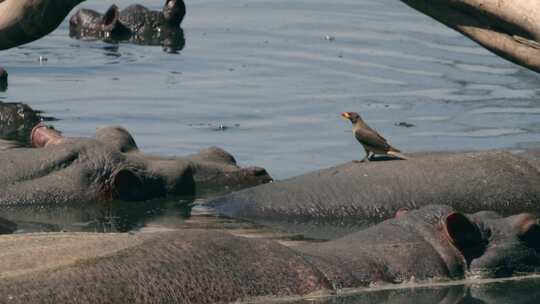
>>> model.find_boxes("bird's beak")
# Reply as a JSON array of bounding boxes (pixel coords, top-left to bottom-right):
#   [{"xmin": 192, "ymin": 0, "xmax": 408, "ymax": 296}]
[{"xmin": 341, "ymin": 112, "xmax": 350, "ymax": 120}]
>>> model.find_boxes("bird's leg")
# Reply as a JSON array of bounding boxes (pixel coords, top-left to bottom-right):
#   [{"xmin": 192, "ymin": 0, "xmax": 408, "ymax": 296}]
[
  {"xmin": 367, "ymin": 151, "xmax": 374, "ymax": 161},
  {"xmin": 360, "ymin": 149, "xmax": 371, "ymax": 163}
]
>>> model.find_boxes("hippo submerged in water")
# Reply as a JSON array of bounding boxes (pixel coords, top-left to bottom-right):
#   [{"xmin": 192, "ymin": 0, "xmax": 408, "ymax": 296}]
[
  {"xmin": 207, "ymin": 149, "xmax": 540, "ymax": 239},
  {"xmin": 69, "ymin": 0, "xmax": 186, "ymax": 52},
  {"xmin": 0, "ymin": 122, "xmax": 270, "ymax": 205},
  {"xmin": 1, "ymin": 205, "xmax": 539, "ymax": 303}
]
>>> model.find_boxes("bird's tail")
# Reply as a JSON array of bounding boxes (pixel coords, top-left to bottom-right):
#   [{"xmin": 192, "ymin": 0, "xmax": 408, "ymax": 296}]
[{"xmin": 387, "ymin": 150, "xmax": 409, "ymax": 160}]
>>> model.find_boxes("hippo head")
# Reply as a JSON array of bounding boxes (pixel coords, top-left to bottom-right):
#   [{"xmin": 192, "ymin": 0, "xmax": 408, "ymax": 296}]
[
  {"xmin": 394, "ymin": 205, "xmax": 485, "ymax": 279},
  {"xmin": 398, "ymin": 206, "xmax": 540, "ymax": 280},
  {"xmin": 69, "ymin": 5, "xmax": 130, "ymax": 39},
  {"xmin": 162, "ymin": 0, "xmax": 186, "ymax": 27},
  {"xmin": 468, "ymin": 211, "xmax": 540, "ymax": 278}
]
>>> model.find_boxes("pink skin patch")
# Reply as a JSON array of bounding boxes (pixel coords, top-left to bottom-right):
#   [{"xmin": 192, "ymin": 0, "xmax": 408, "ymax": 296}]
[{"xmin": 30, "ymin": 123, "xmax": 66, "ymax": 148}]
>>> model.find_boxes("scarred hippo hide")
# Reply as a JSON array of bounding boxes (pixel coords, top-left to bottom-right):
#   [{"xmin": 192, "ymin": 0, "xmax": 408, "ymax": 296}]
[
  {"xmin": 207, "ymin": 150, "xmax": 540, "ymax": 239},
  {"xmin": 0, "ymin": 123, "xmax": 271, "ymax": 205},
  {"xmin": 1, "ymin": 205, "xmax": 539, "ymax": 303},
  {"xmin": 69, "ymin": 0, "xmax": 186, "ymax": 52}
]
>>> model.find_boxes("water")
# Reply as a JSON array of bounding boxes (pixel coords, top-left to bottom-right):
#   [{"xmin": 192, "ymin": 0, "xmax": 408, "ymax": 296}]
[{"xmin": 1, "ymin": 0, "xmax": 540, "ymax": 301}]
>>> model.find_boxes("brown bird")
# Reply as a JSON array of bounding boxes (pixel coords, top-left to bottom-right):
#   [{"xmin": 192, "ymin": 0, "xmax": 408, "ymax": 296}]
[{"xmin": 341, "ymin": 112, "xmax": 407, "ymax": 162}]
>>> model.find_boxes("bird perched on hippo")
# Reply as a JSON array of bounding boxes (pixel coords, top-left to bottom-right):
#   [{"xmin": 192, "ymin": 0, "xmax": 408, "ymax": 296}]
[{"xmin": 341, "ymin": 111, "xmax": 408, "ymax": 162}]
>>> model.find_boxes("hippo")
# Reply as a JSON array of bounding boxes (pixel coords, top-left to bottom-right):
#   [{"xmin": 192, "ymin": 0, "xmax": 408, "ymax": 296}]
[
  {"xmin": 207, "ymin": 150, "xmax": 540, "ymax": 239},
  {"xmin": 1, "ymin": 205, "xmax": 538, "ymax": 303},
  {"xmin": 69, "ymin": 0, "xmax": 186, "ymax": 52},
  {"xmin": 0, "ymin": 123, "xmax": 271, "ymax": 205}
]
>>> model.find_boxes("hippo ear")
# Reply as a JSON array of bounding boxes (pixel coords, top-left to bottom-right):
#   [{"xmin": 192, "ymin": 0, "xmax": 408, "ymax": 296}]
[
  {"xmin": 102, "ymin": 5, "xmax": 120, "ymax": 31},
  {"xmin": 444, "ymin": 212, "xmax": 483, "ymax": 259},
  {"xmin": 111, "ymin": 169, "xmax": 145, "ymax": 201}
]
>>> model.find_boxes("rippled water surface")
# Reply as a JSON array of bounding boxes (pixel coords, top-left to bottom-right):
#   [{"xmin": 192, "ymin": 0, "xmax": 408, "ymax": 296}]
[{"xmin": 1, "ymin": 0, "xmax": 540, "ymax": 300}]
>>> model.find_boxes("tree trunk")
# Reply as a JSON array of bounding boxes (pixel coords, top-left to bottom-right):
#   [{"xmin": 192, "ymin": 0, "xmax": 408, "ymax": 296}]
[
  {"xmin": 0, "ymin": 0, "xmax": 85, "ymax": 50},
  {"xmin": 400, "ymin": 0, "xmax": 540, "ymax": 73}
]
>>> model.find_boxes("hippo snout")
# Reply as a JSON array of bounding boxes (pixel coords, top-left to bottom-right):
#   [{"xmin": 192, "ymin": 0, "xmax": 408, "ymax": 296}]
[
  {"xmin": 30, "ymin": 123, "xmax": 67, "ymax": 147},
  {"xmin": 468, "ymin": 212, "xmax": 540, "ymax": 278}
]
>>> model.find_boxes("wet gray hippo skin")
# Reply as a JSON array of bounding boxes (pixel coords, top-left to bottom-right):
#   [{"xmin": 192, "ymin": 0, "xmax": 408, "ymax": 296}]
[
  {"xmin": 207, "ymin": 150, "xmax": 540, "ymax": 238},
  {"xmin": 69, "ymin": 0, "xmax": 186, "ymax": 52},
  {"xmin": 0, "ymin": 124, "xmax": 271, "ymax": 205},
  {"xmin": 1, "ymin": 205, "xmax": 539, "ymax": 303}
]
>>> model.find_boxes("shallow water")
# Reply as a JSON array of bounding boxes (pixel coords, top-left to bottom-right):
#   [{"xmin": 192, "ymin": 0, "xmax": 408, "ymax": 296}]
[{"xmin": 1, "ymin": 0, "xmax": 540, "ymax": 300}]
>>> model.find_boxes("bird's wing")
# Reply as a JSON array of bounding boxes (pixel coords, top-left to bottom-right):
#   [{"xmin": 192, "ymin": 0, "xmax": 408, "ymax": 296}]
[{"xmin": 354, "ymin": 127, "xmax": 393, "ymax": 151}]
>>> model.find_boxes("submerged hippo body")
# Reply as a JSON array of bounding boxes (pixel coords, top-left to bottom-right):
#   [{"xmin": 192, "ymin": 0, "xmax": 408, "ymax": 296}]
[
  {"xmin": 1, "ymin": 205, "xmax": 539, "ymax": 303},
  {"xmin": 207, "ymin": 150, "xmax": 540, "ymax": 238},
  {"xmin": 0, "ymin": 124, "xmax": 270, "ymax": 205},
  {"xmin": 69, "ymin": 0, "xmax": 186, "ymax": 52}
]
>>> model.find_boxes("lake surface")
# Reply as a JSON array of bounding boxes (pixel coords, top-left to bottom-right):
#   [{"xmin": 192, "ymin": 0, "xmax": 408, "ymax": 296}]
[{"xmin": 1, "ymin": 0, "xmax": 540, "ymax": 302}]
